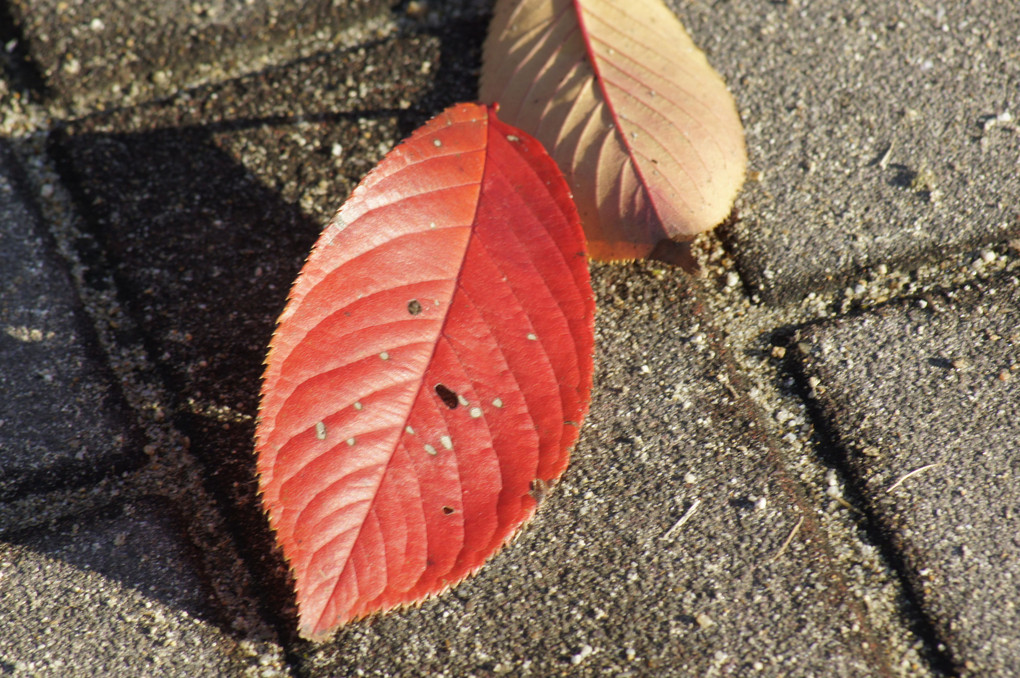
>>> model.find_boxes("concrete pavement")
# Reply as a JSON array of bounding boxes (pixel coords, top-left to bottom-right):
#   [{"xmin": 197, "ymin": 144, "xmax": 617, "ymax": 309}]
[{"xmin": 1, "ymin": 0, "xmax": 1017, "ymax": 675}]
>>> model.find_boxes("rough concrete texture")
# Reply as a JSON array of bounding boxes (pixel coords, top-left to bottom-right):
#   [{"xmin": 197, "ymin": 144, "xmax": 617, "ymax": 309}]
[
  {"xmin": 793, "ymin": 275, "xmax": 1020, "ymax": 676},
  {"xmin": 8, "ymin": 0, "xmax": 494, "ymax": 115},
  {"xmin": 0, "ymin": 140, "xmax": 138, "ymax": 500},
  {"xmin": 676, "ymin": 0, "xmax": 1020, "ymax": 303},
  {"xmin": 7, "ymin": 0, "xmax": 392, "ymax": 113},
  {"xmin": 0, "ymin": 497, "xmax": 254, "ymax": 676},
  {"xmin": 1, "ymin": 0, "xmax": 1018, "ymax": 675}
]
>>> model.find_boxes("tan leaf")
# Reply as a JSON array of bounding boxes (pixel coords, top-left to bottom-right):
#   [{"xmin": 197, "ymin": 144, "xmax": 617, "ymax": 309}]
[{"xmin": 481, "ymin": 0, "xmax": 747, "ymax": 260}]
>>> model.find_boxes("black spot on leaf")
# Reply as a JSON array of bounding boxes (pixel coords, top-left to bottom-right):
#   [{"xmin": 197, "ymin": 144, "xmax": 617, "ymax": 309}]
[
  {"xmin": 434, "ymin": 384, "xmax": 459, "ymax": 409},
  {"xmin": 408, "ymin": 299, "xmax": 422, "ymax": 315}
]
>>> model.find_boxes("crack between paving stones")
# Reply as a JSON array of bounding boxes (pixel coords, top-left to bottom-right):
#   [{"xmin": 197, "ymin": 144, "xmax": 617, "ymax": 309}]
[
  {"xmin": 782, "ymin": 337, "xmax": 960, "ymax": 678},
  {"xmin": 694, "ymin": 303, "xmax": 897, "ymax": 678},
  {"xmin": 44, "ymin": 128, "xmax": 304, "ymax": 656},
  {"xmin": 0, "ymin": 1, "xmax": 50, "ymax": 100}
]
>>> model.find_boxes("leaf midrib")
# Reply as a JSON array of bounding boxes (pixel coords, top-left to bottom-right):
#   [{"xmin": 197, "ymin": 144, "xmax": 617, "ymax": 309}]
[
  {"xmin": 311, "ymin": 112, "xmax": 491, "ymax": 634},
  {"xmin": 571, "ymin": 0, "xmax": 667, "ymax": 232}
]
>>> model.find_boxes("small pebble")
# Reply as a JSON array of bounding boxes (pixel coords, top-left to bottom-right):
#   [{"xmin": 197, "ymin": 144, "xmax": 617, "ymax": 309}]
[
  {"xmin": 570, "ymin": 645, "xmax": 594, "ymax": 665},
  {"xmin": 406, "ymin": 0, "xmax": 427, "ymax": 17}
]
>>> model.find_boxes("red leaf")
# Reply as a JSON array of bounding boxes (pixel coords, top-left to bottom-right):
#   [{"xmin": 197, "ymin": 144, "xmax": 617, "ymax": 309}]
[{"xmin": 255, "ymin": 102, "xmax": 595, "ymax": 640}]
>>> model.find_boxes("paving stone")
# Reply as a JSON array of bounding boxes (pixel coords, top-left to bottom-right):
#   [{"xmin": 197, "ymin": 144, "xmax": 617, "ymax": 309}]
[
  {"xmin": 0, "ymin": 496, "xmax": 255, "ymax": 676},
  {"xmin": 675, "ymin": 0, "xmax": 1020, "ymax": 303},
  {"xmin": 297, "ymin": 268, "xmax": 886, "ymax": 676},
  {"xmin": 49, "ymin": 27, "xmax": 484, "ymax": 628},
  {"xmin": 8, "ymin": 0, "xmax": 393, "ymax": 113},
  {"xmin": 0, "ymin": 140, "xmax": 139, "ymax": 501},
  {"xmin": 5, "ymin": 496, "xmax": 214, "ymax": 623},
  {"xmin": 793, "ymin": 275, "xmax": 1020, "ymax": 676}
]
